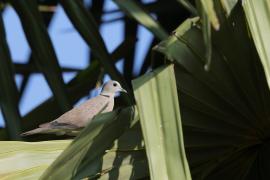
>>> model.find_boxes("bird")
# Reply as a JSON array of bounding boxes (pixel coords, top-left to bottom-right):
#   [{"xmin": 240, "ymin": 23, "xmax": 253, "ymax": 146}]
[{"xmin": 21, "ymin": 80, "xmax": 127, "ymax": 136}]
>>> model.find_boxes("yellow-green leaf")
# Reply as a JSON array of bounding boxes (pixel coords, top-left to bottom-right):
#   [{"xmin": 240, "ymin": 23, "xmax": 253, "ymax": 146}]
[
  {"xmin": 200, "ymin": 0, "xmax": 220, "ymax": 30},
  {"xmin": 133, "ymin": 65, "xmax": 191, "ymax": 180},
  {"xmin": 243, "ymin": 0, "xmax": 270, "ymax": 90},
  {"xmin": 0, "ymin": 140, "xmax": 70, "ymax": 180}
]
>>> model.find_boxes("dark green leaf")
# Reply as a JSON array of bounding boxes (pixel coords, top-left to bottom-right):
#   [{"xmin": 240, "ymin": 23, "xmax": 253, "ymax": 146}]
[
  {"xmin": 9, "ymin": 0, "xmax": 71, "ymax": 112},
  {"xmin": 59, "ymin": 0, "xmax": 129, "ymax": 92},
  {"xmin": 113, "ymin": 0, "xmax": 168, "ymax": 40},
  {"xmin": 176, "ymin": 0, "xmax": 198, "ymax": 16},
  {"xmin": 0, "ymin": 14, "xmax": 21, "ymax": 140},
  {"xmin": 0, "ymin": 128, "xmax": 8, "ymax": 140},
  {"xmin": 201, "ymin": 10, "xmax": 212, "ymax": 71}
]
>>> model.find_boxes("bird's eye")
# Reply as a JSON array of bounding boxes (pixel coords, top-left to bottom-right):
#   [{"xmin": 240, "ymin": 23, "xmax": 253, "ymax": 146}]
[{"xmin": 113, "ymin": 83, "xmax": 117, "ymax": 87}]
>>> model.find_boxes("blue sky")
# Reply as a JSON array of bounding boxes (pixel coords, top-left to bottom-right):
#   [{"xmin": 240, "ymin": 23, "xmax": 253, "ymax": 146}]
[{"xmin": 0, "ymin": 0, "xmax": 154, "ymax": 127}]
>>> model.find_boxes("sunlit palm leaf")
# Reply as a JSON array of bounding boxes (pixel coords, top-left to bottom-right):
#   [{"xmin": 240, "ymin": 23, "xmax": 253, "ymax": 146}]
[
  {"xmin": 220, "ymin": 0, "xmax": 238, "ymax": 17},
  {"xmin": 199, "ymin": 0, "xmax": 220, "ymax": 30},
  {"xmin": 0, "ymin": 140, "xmax": 70, "ymax": 180},
  {"xmin": 133, "ymin": 65, "xmax": 191, "ymax": 180},
  {"xmin": 243, "ymin": 0, "xmax": 270, "ymax": 90}
]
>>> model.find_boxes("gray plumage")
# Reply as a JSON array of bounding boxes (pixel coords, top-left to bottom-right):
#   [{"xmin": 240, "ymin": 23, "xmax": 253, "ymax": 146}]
[{"xmin": 21, "ymin": 80, "xmax": 126, "ymax": 136}]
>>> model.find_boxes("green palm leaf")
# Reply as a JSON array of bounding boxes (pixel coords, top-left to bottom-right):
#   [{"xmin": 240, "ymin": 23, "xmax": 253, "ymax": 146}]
[
  {"xmin": 154, "ymin": 2, "xmax": 270, "ymax": 179},
  {"xmin": 133, "ymin": 65, "xmax": 191, "ymax": 180},
  {"xmin": 243, "ymin": 0, "xmax": 270, "ymax": 90},
  {"xmin": 0, "ymin": 140, "xmax": 70, "ymax": 180},
  {"xmin": 0, "ymin": 14, "xmax": 21, "ymax": 139}
]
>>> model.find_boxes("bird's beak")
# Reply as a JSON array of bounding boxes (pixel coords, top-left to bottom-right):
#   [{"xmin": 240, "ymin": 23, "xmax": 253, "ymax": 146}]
[{"xmin": 120, "ymin": 88, "xmax": 127, "ymax": 93}]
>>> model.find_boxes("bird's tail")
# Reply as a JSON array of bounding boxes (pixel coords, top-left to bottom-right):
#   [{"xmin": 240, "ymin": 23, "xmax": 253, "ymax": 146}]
[{"xmin": 20, "ymin": 128, "xmax": 46, "ymax": 136}]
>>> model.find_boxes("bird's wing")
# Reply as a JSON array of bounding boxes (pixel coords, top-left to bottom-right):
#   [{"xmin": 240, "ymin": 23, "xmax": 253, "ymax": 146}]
[{"xmin": 39, "ymin": 95, "xmax": 110, "ymax": 129}]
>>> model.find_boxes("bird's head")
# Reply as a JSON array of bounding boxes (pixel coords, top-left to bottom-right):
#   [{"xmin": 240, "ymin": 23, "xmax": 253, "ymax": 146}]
[{"xmin": 101, "ymin": 80, "xmax": 127, "ymax": 96}]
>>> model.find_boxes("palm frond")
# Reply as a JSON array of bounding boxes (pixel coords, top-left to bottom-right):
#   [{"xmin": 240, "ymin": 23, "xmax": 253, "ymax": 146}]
[
  {"xmin": 243, "ymin": 0, "xmax": 270, "ymax": 90},
  {"xmin": 154, "ymin": 2, "xmax": 270, "ymax": 178},
  {"xmin": 0, "ymin": 140, "xmax": 70, "ymax": 179},
  {"xmin": 59, "ymin": 0, "xmax": 128, "ymax": 92},
  {"xmin": 0, "ymin": 13, "xmax": 21, "ymax": 139},
  {"xmin": 133, "ymin": 65, "xmax": 191, "ymax": 180},
  {"xmin": 9, "ymin": 0, "xmax": 71, "ymax": 112},
  {"xmin": 113, "ymin": 0, "xmax": 169, "ymax": 40}
]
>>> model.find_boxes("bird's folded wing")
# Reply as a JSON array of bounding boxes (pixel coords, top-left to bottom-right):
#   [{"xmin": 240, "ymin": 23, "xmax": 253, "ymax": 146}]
[
  {"xmin": 40, "ymin": 96, "xmax": 110, "ymax": 129},
  {"xmin": 38, "ymin": 121, "xmax": 79, "ymax": 129}
]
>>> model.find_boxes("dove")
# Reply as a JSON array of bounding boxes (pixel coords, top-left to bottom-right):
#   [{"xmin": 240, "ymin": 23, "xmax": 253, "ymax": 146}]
[{"xmin": 21, "ymin": 80, "xmax": 127, "ymax": 136}]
